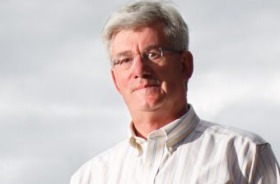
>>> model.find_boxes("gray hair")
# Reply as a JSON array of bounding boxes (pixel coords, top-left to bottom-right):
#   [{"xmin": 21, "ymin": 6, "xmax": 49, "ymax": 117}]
[{"xmin": 102, "ymin": 0, "xmax": 189, "ymax": 52}]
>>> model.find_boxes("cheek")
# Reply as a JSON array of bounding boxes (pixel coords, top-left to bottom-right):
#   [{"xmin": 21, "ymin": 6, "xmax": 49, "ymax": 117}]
[
  {"xmin": 114, "ymin": 72, "xmax": 130, "ymax": 92},
  {"xmin": 159, "ymin": 64, "xmax": 179, "ymax": 80},
  {"xmin": 159, "ymin": 64, "xmax": 183, "ymax": 88}
]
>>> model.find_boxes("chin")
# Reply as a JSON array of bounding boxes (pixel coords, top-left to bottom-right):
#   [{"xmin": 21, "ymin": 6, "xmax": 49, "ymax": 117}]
[
  {"xmin": 135, "ymin": 99, "xmax": 164, "ymax": 112},
  {"xmin": 125, "ymin": 92, "xmax": 165, "ymax": 111}
]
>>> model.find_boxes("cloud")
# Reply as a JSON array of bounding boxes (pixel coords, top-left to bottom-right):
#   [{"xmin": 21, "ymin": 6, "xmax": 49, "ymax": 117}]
[{"xmin": 0, "ymin": 0, "xmax": 279, "ymax": 183}]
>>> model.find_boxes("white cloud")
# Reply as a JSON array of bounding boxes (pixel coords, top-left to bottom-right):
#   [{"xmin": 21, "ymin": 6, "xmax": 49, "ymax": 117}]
[{"xmin": 0, "ymin": 0, "xmax": 279, "ymax": 183}]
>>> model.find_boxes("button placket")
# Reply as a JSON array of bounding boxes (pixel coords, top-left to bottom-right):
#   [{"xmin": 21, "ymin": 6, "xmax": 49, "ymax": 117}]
[{"xmin": 143, "ymin": 131, "xmax": 166, "ymax": 184}]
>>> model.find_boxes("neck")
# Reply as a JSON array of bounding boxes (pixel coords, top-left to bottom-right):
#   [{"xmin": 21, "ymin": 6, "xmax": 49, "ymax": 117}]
[{"xmin": 131, "ymin": 104, "xmax": 188, "ymax": 139}]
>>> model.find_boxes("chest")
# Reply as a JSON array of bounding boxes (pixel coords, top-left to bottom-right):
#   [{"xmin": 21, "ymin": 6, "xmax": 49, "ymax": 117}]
[{"xmin": 102, "ymin": 144, "xmax": 247, "ymax": 184}]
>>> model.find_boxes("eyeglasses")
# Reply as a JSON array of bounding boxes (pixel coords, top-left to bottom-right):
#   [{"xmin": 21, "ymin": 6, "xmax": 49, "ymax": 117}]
[{"xmin": 111, "ymin": 46, "xmax": 183, "ymax": 70}]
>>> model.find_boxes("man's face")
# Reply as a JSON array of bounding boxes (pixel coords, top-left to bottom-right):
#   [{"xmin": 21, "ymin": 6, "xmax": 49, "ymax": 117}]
[{"xmin": 110, "ymin": 24, "xmax": 192, "ymax": 115}]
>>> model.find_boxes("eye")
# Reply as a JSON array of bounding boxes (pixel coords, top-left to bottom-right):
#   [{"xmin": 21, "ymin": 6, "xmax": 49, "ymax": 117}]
[
  {"xmin": 113, "ymin": 56, "xmax": 133, "ymax": 66},
  {"xmin": 145, "ymin": 48, "xmax": 162, "ymax": 60}
]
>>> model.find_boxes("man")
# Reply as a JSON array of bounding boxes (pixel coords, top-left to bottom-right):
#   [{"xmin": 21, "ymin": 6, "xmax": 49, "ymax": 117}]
[{"xmin": 71, "ymin": 1, "xmax": 280, "ymax": 183}]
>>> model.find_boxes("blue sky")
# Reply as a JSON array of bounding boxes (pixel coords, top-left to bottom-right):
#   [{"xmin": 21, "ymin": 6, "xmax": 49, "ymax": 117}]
[{"xmin": 0, "ymin": 0, "xmax": 279, "ymax": 183}]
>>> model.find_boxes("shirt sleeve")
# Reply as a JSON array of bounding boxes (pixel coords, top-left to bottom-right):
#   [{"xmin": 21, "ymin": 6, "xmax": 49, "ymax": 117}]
[{"xmin": 252, "ymin": 143, "xmax": 280, "ymax": 184}]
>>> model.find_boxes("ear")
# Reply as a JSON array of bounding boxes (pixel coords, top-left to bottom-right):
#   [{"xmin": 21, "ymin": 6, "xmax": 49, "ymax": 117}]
[
  {"xmin": 111, "ymin": 69, "xmax": 121, "ymax": 92},
  {"xmin": 181, "ymin": 51, "xmax": 193, "ymax": 80}
]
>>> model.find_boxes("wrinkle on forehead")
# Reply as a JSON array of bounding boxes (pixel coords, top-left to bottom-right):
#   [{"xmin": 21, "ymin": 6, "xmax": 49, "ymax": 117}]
[{"xmin": 110, "ymin": 24, "xmax": 169, "ymax": 57}]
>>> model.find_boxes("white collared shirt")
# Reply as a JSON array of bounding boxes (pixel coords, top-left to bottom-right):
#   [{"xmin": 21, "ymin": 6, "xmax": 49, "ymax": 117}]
[{"xmin": 71, "ymin": 105, "xmax": 280, "ymax": 184}]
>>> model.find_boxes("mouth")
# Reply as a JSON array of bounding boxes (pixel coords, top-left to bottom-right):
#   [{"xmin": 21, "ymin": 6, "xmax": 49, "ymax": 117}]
[{"xmin": 132, "ymin": 80, "xmax": 161, "ymax": 92}]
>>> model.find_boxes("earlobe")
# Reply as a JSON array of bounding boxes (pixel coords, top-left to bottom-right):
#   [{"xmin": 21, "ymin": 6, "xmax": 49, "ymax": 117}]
[{"xmin": 111, "ymin": 69, "xmax": 121, "ymax": 92}]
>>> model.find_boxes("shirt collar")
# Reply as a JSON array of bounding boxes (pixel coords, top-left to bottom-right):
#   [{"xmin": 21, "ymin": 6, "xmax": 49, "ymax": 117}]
[
  {"xmin": 128, "ymin": 104, "xmax": 200, "ymax": 156},
  {"xmin": 129, "ymin": 123, "xmax": 146, "ymax": 156},
  {"xmin": 163, "ymin": 105, "xmax": 200, "ymax": 152}
]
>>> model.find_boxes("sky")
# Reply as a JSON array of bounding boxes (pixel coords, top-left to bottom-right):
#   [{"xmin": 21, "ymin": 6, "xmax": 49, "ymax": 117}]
[{"xmin": 0, "ymin": 0, "xmax": 279, "ymax": 183}]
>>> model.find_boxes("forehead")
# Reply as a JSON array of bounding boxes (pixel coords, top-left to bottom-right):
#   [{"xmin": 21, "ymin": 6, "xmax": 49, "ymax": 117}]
[{"xmin": 110, "ymin": 24, "xmax": 168, "ymax": 55}]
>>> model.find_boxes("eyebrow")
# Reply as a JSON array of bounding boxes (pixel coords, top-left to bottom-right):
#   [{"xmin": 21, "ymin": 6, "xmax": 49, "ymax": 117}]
[
  {"xmin": 112, "ymin": 44, "xmax": 162, "ymax": 57},
  {"xmin": 142, "ymin": 44, "xmax": 161, "ymax": 52},
  {"xmin": 114, "ymin": 51, "xmax": 133, "ymax": 57}
]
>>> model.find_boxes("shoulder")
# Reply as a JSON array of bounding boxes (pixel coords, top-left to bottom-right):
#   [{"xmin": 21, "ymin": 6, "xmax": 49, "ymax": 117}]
[
  {"xmin": 77, "ymin": 139, "xmax": 129, "ymax": 169},
  {"xmin": 195, "ymin": 119, "xmax": 267, "ymax": 146},
  {"xmin": 71, "ymin": 139, "xmax": 129, "ymax": 183}
]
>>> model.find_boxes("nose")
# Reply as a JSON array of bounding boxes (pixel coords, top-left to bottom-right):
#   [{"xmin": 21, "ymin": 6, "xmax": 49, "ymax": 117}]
[{"xmin": 132, "ymin": 55, "xmax": 152, "ymax": 79}]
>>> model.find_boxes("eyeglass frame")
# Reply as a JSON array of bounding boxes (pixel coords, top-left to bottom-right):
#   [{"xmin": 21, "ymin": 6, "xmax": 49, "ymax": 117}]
[{"xmin": 111, "ymin": 46, "xmax": 184, "ymax": 70}]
